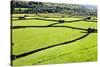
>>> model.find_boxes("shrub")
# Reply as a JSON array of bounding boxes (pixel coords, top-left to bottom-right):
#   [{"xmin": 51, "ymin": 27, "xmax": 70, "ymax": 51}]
[{"xmin": 58, "ymin": 20, "xmax": 65, "ymax": 23}]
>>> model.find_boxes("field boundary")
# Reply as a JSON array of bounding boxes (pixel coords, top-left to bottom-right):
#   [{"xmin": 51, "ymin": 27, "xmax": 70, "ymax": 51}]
[{"xmin": 12, "ymin": 32, "xmax": 90, "ymax": 60}]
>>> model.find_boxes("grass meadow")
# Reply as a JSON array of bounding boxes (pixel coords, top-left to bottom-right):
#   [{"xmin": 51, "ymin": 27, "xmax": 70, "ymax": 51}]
[{"xmin": 11, "ymin": 14, "xmax": 97, "ymax": 66}]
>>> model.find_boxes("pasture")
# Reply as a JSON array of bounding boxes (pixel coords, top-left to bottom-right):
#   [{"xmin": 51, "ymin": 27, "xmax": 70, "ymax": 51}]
[{"xmin": 11, "ymin": 14, "xmax": 97, "ymax": 66}]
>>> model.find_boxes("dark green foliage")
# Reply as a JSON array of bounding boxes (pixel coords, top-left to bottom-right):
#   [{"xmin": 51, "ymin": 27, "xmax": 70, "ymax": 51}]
[
  {"xmin": 84, "ymin": 16, "xmax": 91, "ymax": 21},
  {"xmin": 11, "ymin": 1, "xmax": 97, "ymax": 17},
  {"xmin": 18, "ymin": 16, "xmax": 26, "ymax": 20},
  {"xmin": 87, "ymin": 28, "xmax": 97, "ymax": 33},
  {"xmin": 58, "ymin": 20, "xmax": 65, "ymax": 23}
]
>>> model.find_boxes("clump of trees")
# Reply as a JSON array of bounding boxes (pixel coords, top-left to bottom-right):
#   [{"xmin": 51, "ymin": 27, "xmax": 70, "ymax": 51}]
[
  {"xmin": 87, "ymin": 28, "xmax": 96, "ymax": 33},
  {"xmin": 84, "ymin": 16, "xmax": 91, "ymax": 21},
  {"xmin": 58, "ymin": 20, "xmax": 65, "ymax": 23}
]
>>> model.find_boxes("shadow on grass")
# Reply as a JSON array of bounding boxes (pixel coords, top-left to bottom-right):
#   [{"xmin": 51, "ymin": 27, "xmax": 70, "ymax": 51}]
[{"xmin": 12, "ymin": 32, "xmax": 90, "ymax": 61}]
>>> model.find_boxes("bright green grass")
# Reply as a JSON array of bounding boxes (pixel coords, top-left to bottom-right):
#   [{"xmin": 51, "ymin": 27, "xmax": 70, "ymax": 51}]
[
  {"xmin": 12, "ymin": 15, "xmax": 97, "ymax": 66},
  {"xmin": 12, "ymin": 18, "xmax": 54, "ymax": 26},
  {"xmin": 12, "ymin": 17, "xmax": 82, "ymax": 26},
  {"xmin": 13, "ymin": 33, "xmax": 97, "ymax": 66},
  {"xmin": 57, "ymin": 21, "xmax": 97, "ymax": 29},
  {"xmin": 15, "ymin": 8, "xmax": 31, "ymax": 10},
  {"xmin": 12, "ymin": 28, "xmax": 85, "ymax": 55}
]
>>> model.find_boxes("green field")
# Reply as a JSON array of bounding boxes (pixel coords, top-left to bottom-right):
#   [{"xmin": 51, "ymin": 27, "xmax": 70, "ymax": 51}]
[{"xmin": 12, "ymin": 14, "xmax": 97, "ymax": 66}]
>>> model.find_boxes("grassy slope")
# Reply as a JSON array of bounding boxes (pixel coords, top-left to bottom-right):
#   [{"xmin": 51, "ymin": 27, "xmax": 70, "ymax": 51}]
[
  {"xmin": 13, "ymin": 33, "xmax": 97, "ymax": 66},
  {"xmin": 12, "ymin": 15, "xmax": 97, "ymax": 66},
  {"xmin": 13, "ymin": 28, "xmax": 85, "ymax": 55}
]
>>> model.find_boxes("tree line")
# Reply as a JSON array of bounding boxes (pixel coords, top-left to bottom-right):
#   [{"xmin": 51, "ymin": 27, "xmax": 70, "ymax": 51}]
[{"xmin": 11, "ymin": 1, "xmax": 97, "ymax": 17}]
